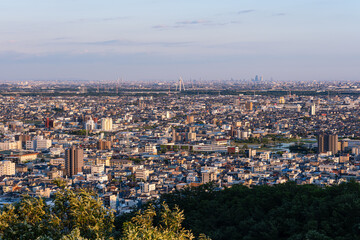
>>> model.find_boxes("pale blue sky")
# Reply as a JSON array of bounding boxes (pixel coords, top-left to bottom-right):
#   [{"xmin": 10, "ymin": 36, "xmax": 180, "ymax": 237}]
[{"xmin": 0, "ymin": 0, "xmax": 359, "ymax": 82}]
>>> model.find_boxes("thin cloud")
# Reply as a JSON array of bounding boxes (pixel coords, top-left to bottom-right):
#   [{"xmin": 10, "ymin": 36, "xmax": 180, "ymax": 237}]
[
  {"xmin": 152, "ymin": 19, "xmax": 231, "ymax": 30},
  {"xmin": 176, "ymin": 20, "xmax": 210, "ymax": 25},
  {"xmin": 238, "ymin": 10, "xmax": 255, "ymax": 14},
  {"xmin": 67, "ymin": 16, "xmax": 128, "ymax": 24},
  {"xmin": 152, "ymin": 25, "xmax": 172, "ymax": 29},
  {"xmin": 60, "ymin": 39, "xmax": 194, "ymax": 47}
]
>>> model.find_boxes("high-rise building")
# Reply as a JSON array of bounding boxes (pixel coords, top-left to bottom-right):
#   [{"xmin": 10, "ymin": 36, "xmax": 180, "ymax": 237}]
[
  {"xmin": 101, "ymin": 117, "xmax": 113, "ymax": 131},
  {"xmin": 310, "ymin": 104, "xmax": 316, "ymax": 116},
  {"xmin": 65, "ymin": 146, "xmax": 84, "ymax": 177},
  {"xmin": 0, "ymin": 161, "xmax": 16, "ymax": 176},
  {"xmin": 318, "ymin": 134, "xmax": 325, "ymax": 153},
  {"xmin": 45, "ymin": 117, "xmax": 54, "ymax": 129},
  {"xmin": 187, "ymin": 115, "xmax": 194, "ymax": 124},
  {"xmin": 318, "ymin": 134, "xmax": 338, "ymax": 154},
  {"xmin": 338, "ymin": 140, "xmax": 348, "ymax": 152},
  {"xmin": 245, "ymin": 102, "xmax": 253, "ymax": 111},
  {"xmin": 97, "ymin": 139, "xmax": 112, "ymax": 150},
  {"xmin": 327, "ymin": 134, "xmax": 338, "ymax": 154}
]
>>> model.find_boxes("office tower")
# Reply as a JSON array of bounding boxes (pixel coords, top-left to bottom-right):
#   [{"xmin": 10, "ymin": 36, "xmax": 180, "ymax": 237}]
[
  {"xmin": 339, "ymin": 140, "xmax": 348, "ymax": 152},
  {"xmin": 310, "ymin": 104, "xmax": 316, "ymax": 115},
  {"xmin": 318, "ymin": 134, "xmax": 338, "ymax": 154},
  {"xmin": 187, "ymin": 115, "xmax": 194, "ymax": 124},
  {"xmin": 65, "ymin": 146, "xmax": 84, "ymax": 177},
  {"xmin": 172, "ymin": 128, "xmax": 177, "ymax": 143},
  {"xmin": 245, "ymin": 102, "xmax": 253, "ymax": 111},
  {"xmin": 318, "ymin": 134, "xmax": 325, "ymax": 153},
  {"xmin": 327, "ymin": 134, "xmax": 338, "ymax": 154},
  {"xmin": 45, "ymin": 118, "xmax": 54, "ymax": 129},
  {"xmin": 101, "ymin": 117, "xmax": 113, "ymax": 131},
  {"xmin": 45, "ymin": 117, "xmax": 50, "ymax": 128}
]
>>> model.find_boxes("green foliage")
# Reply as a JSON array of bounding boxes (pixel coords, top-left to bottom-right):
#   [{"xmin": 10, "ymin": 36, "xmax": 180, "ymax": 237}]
[
  {"xmin": 235, "ymin": 135, "xmax": 298, "ymax": 144},
  {"xmin": 128, "ymin": 157, "xmax": 143, "ymax": 164},
  {"xmin": 69, "ymin": 129, "xmax": 87, "ymax": 136},
  {"xmin": 121, "ymin": 203, "xmax": 207, "ymax": 240},
  {"xmin": 0, "ymin": 181, "xmax": 114, "ymax": 240},
  {"xmin": 0, "ymin": 181, "xmax": 207, "ymax": 240},
  {"xmin": 4, "ymin": 181, "xmax": 360, "ymax": 240},
  {"xmin": 0, "ymin": 196, "xmax": 55, "ymax": 240},
  {"xmin": 289, "ymin": 144, "xmax": 316, "ymax": 154},
  {"xmin": 52, "ymin": 188, "xmax": 114, "ymax": 239},
  {"xmin": 59, "ymin": 228, "xmax": 88, "ymax": 240},
  {"xmin": 160, "ymin": 182, "xmax": 360, "ymax": 240}
]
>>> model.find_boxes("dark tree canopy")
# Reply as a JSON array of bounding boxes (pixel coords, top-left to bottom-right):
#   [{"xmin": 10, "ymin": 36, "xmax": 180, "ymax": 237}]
[{"xmin": 160, "ymin": 182, "xmax": 360, "ymax": 240}]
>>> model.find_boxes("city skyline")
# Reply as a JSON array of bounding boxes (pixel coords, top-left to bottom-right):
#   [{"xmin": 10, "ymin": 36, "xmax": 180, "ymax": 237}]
[{"xmin": 0, "ymin": 0, "xmax": 359, "ymax": 82}]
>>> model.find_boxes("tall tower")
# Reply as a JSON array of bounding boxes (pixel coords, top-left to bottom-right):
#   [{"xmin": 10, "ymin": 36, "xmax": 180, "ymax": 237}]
[
  {"xmin": 318, "ymin": 134, "xmax": 338, "ymax": 154},
  {"xmin": 317, "ymin": 134, "xmax": 325, "ymax": 153},
  {"xmin": 65, "ymin": 146, "xmax": 84, "ymax": 177},
  {"xmin": 310, "ymin": 104, "xmax": 316, "ymax": 116},
  {"xmin": 328, "ymin": 134, "xmax": 338, "ymax": 154},
  {"xmin": 176, "ymin": 77, "xmax": 185, "ymax": 92},
  {"xmin": 101, "ymin": 117, "xmax": 113, "ymax": 131}
]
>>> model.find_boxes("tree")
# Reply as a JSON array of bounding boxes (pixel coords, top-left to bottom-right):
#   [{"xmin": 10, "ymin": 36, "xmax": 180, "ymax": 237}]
[
  {"xmin": 0, "ymin": 179, "xmax": 114, "ymax": 240},
  {"xmin": 0, "ymin": 195, "xmax": 56, "ymax": 239},
  {"xmin": 52, "ymin": 186, "xmax": 114, "ymax": 239},
  {"xmin": 121, "ymin": 203, "xmax": 210, "ymax": 240}
]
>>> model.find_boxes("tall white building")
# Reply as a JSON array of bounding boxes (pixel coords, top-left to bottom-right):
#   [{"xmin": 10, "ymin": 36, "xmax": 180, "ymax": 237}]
[
  {"xmin": 101, "ymin": 118, "xmax": 113, "ymax": 131},
  {"xmin": 0, "ymin": 161, "xmax": 16, "ymax": 176},
  {"xmin": 310, "ymin": 104, "xmax": 316, "ymax": 116}
]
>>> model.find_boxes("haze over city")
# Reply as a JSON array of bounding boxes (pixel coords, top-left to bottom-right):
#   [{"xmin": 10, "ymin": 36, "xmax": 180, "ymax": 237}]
[
  {"xmin": 1, "ymin": 0, "xmax": 359, "ymax": 82},
  {"xmin": 3, "ymin": 1, "xmax": 360, "ymax": 239}
]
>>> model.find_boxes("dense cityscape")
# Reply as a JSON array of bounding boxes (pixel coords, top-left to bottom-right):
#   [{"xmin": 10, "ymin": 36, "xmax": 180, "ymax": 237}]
[
  {"xmin": 1, "ymin": 80, "xmax": 360, "ymax": 215},
  {"xmin": 1, "ymin": 0, "xmax": 360, "ymax": 238}
]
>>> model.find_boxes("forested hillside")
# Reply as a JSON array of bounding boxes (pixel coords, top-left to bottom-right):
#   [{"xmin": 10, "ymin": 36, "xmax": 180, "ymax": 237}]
[
  {"xmin": 1, "ymin": 181, "xmax": 360, "ymax": 239},
  {"xmin": 161, "ymin": 182, "xmax": 360, "ymax": 240}
]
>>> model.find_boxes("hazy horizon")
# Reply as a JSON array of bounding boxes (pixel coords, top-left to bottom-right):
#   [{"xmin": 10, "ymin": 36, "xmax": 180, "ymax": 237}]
[{"xmin": 1, "ymin": 0, "xmax": 359, "ymax": 82}]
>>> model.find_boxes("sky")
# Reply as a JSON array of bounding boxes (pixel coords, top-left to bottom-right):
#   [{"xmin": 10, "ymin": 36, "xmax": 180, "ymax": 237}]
[{"xmin": 0, "ymin": 0, "xmax": 359, "ymax": 82}]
